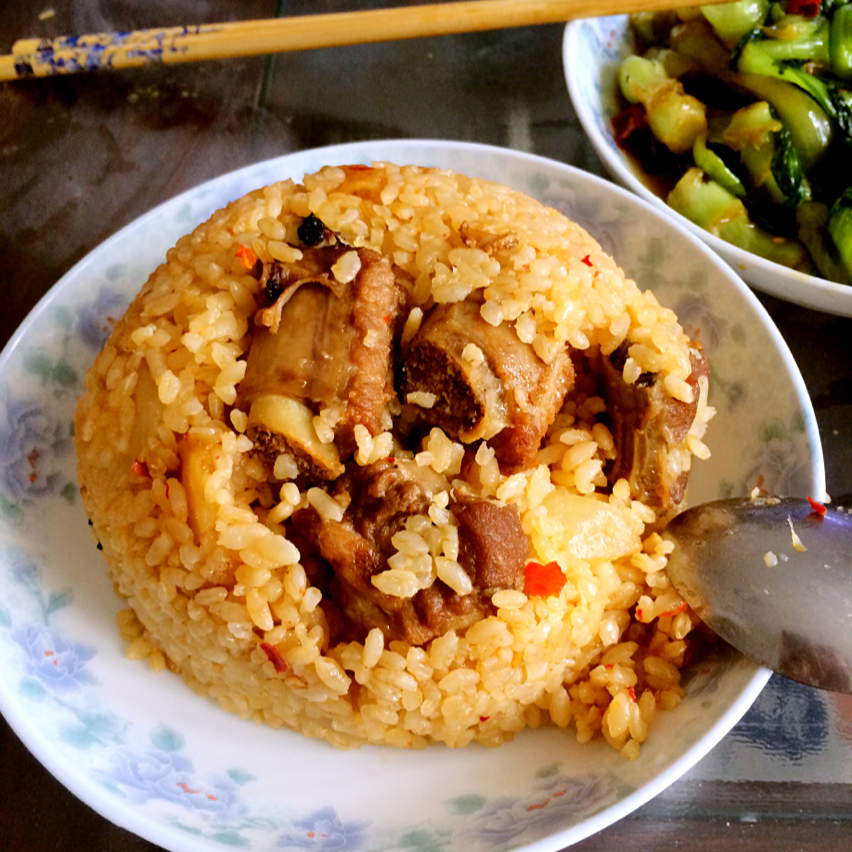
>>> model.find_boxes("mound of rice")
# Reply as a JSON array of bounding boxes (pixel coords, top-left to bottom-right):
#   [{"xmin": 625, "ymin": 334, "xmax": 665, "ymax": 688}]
[{"xmin": 75, "ymin": 163, "xmax": 712, "ymax": 757}]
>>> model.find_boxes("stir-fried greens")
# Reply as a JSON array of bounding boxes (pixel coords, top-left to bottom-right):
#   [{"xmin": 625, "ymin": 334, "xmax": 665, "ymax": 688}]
[{"xmin": 616, "ymin": 0, "xmax": 852, "ymax": 285}]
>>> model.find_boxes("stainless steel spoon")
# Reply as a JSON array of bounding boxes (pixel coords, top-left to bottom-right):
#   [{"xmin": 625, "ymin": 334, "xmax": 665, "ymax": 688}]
[{"xmin": 662, "ymin": 496, "xmax": 852, "ymax": 693}]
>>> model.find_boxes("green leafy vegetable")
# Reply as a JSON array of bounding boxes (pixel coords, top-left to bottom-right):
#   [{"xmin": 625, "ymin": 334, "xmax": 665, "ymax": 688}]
[
  {"xmin": 770, "ymin": 125, "xmax": 810, "ymax": 205},
  {"xmin": 667, "ymin": 167, "xmax": 811, "ymax": 268},
  {"xmin": 702, "ymin": 0, "xmax": 772, "ymax": 45},
  {"xmin": 828, "ymin": 187, "xmax": 852, "ymax": 274},
  {"xmin": 618, "ymin": 1, "xmax": 852, "ymax": 283},
  {"xmin": 829, "ymin": 6, "xmax": 852, "ymax": 77},
  {"xmin": 693, "ymin": 135, "xmax": 747, "ymax": 196},
  {"xmin": 797, "ymin": 201, "xmax": 850, "ymax": 282},
  {"xmin": 618, "ymin": 55, "xmax": 708, "ymax": 153},
  {"xmin": 735, "ymin": 33, "xmax": 852, "ymax": 145}
]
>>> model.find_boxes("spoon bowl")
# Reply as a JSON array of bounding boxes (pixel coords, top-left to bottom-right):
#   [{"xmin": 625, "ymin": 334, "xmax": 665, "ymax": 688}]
[{"xmin": 664, "ymin": 497, "xmax": 852, "ymax": 693}]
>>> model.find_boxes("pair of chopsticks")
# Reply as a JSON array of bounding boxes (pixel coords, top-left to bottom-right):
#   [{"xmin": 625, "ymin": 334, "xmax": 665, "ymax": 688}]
[{"xmin": 0, "ymin": 0, "xmax": 726, "ymax": 83}]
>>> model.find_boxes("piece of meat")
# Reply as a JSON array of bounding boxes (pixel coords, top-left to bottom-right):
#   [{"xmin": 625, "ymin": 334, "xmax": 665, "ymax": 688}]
[
  {"xmin": 398, "ymin": 299, "xmax": 574, "ymax": 473},
  {"xmin": 601, "ymin": 342, "xmax": 709, "ymax": 512},
  {"xmin": 459, "ymin": 221, "xmax": 519, "ymax": 256},
  {"xmin": 238, "ymin": 243, "xmax": 406, "ymax": 479},
  {"xmin": 451, "ymin": 494, "xmax": 529, "ymax": 588},
  {"xmin": 291, "ymin": 458, "xmax": 528, "ymax": 645}
]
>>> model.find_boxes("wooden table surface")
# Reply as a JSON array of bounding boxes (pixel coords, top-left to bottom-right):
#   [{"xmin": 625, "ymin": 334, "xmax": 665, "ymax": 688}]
[{"xmin": 1, "ymin": 2, "xmax": 851, "ymax": 849}]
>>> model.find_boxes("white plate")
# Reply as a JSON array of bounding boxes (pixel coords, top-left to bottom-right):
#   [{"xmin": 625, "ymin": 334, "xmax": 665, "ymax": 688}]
[
  {"xmin": 0, "ymin": 140, "xmax": 823, "ymax": 851},
  {"xmin": 563, "ymin": 16, "xmax": 852, "ymax": 317}
]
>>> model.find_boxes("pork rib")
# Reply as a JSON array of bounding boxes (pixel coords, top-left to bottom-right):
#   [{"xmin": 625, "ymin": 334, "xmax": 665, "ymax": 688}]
[
  {"xmin": 238, "ymin": 246, "xmax": 406, "ymax": 479},
  {"xmin": 398, "ymin": 299, "xmax": 574, "ymax": 472},
  {"xmin": 601, "ymin": 343, "xmax": 709, "ymax": 512},
  {"xmin": 292, "ymin": 458, "xmax": 528, "ymax": 645}
]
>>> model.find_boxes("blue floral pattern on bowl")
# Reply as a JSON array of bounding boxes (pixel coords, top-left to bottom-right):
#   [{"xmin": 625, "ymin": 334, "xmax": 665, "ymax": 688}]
[{"xmin": 0, "ymin": 141, "xmax": 829, "ymax": 852}]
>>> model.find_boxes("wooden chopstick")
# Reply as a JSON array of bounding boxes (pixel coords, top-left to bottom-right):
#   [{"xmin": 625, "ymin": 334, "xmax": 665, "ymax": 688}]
[{"xmin": 0, "ymin": 0, "xmax": 724, "ymax": 82}]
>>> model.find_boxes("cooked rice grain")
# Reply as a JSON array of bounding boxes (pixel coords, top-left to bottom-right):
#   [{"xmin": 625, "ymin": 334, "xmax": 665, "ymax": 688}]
[{"xmin": 75, "ymin": 163, "xmax": 708, "ymax": 754}]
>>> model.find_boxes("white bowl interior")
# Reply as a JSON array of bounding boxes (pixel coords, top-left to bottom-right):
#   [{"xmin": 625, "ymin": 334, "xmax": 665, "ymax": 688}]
[{"xmin": 0, "ymin": 140, "xmax": 822, "ymax": 852}]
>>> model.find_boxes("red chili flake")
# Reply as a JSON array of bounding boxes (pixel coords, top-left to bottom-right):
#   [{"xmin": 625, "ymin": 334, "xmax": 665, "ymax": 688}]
[
  {"xmin": 527, "ymin": 800, "xmax": 549, "ymax": 812},
  {"xmin": 235, "ymin": 244, "xmax": 256, "ymax": 270},
  {"xmin": 384, "ymin": 313, "xmax": 392, "ymax": 323},
  {"xmin": 387, "ymin": 456, "xmax": 396, "ymax": 463},
  {"xmin": 348, "ymin": 164, "xmax": 371, "ymax": 171},
  {"xmin": 628, "ymin": 686, "xmax": 637, "ymax": 703},
  {"xmin": 131, "ymin": 459, "xmax": 149, "ymax": 477},
  {"xmin": 658, "ymin": 601, "xmax": 688, "ymax": 619},
  {"xmin": 27, "ymin": 449, "xmax": 40, "ymax": 482},
  {"xmin": 636, "ymin": 607, "xmax": 644, "ymax": 621},
  {"xmin": 611, "ymin": 103, "xmax": 647, "ymax": 146},
  {"xmin": 787, "ymin": 0, "xmax": 820, "ymax": 16},
  {"xmin": 44, "ymin": 650, "xmax": 54, "ymax": 656},
  {"xmin": 807, "ymin": 496, "xmax": 827, "ymax": 516},
  {"xmin": 523, "ymin": 561, "xmax": 567, "ymax": 598},
  {"xmin": 261, "ymin": 642, "xmax": 287, "ymax": 673},
  {"xmin": 176, "ymin": 782, "xmax": 199, "ymax": 794},
  {"xmin": 207, "ymin": 794, "xmax": 217, "ymax": 801},
  {"xmin": 480, "ymin": 715, "xmax": 490, "ymax": 722},
  {"xmin": 552, "ymin": 789, "xmax": 567, "ymax": 798},
  {"xmin": 580, "ymin": 254, "xmax": 593, "ymax": 267}
]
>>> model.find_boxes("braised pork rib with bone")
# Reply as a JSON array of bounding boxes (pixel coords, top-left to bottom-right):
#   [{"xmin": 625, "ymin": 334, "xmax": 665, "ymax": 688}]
[{"xmin": 236, "ymin": 215, "xmax": 704, "ymax": 644}]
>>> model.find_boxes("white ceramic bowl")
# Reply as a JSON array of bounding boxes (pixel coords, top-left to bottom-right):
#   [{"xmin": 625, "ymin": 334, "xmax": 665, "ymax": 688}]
[
  {"xmin": 0, "ymin": 140, "xmax": 823, "ymax": 852},
  {"xmin": 563, "ymin": 15, "xmax": 852, "ymax": 317}
]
